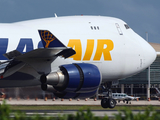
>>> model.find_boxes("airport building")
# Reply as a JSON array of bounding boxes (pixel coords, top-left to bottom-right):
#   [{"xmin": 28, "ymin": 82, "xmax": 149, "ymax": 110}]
[{"xmin": 0, "ymin": 43, "xmax": 160, "ymax": 100}]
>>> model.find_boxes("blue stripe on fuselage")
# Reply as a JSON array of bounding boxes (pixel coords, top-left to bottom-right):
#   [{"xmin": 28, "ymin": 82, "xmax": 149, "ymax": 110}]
[
  {"xmin": 0, "ymin": 38, "xmax": 43, "ymax": 60},
  {"xmin": 16, "ymin": 39, "xmax": 33, "ymax": 54},
  {"xmin": 0, "ymin": 38, "xmax": 8, "ymax": 60}
]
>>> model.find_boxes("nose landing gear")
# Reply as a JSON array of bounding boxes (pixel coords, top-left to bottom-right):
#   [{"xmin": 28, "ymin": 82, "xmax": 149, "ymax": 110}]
[
  {"xmin": 101, "ymin": 98, "xmax": 116, "ymax": 108},
  {"xmin": 101, "ymin": 82, "xmax": 116, "ymax": 109}
]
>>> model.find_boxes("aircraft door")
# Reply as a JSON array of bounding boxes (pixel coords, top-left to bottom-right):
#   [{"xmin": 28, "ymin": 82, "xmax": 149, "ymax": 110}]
[{"xmin": 115, "ymin": 23, "xmax": 123, "ymax": 35}]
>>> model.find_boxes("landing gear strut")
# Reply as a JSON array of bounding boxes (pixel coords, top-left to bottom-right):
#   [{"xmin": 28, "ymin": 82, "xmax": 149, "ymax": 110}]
[{"xmin": 101, "ymin": 82, "xmax": 116, "ymax": 108}]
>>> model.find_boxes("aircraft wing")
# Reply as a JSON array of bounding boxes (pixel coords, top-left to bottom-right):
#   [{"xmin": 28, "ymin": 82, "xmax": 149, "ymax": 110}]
[
  {"xmin": 113, "ymin": 96, "xmax": 126, "ymax": 101},
  {"xmin": 112, "ymin": 97, "xmax": 124, "ymax": 101},
  {"xmin": 16, "ymin": 47, "xmax": 75, "ymax": 60},
  {"xmin": 125, "ymin": 96, "xmax": 140, "ymax": 101},
  {"xmin": 0, "ymin": 30, "xmax": 76, "ymax": 78}
]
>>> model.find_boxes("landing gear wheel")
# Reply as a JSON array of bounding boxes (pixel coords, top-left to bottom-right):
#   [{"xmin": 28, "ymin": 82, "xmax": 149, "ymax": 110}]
[
  {"xmin": 108, "ymin": 98, "xmax": 116, "ymax": 108},
  {"xmin": 100, "ymin": 82, "xmax": 116, "ymax": 109},
  {"xmin": 101, "ymin": 98, "xmax": 108, "ymax": 108}
]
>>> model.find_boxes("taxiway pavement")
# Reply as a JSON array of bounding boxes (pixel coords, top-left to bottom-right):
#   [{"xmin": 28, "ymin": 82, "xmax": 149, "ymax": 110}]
[{"xmin": 1, "ymin": 99, "xmax": 160, "ymax": 106}]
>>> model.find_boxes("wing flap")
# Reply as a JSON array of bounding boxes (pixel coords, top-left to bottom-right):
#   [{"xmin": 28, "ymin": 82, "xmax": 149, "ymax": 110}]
[
  {"xmin": 3, "ymin": 50, "xmax": 22, "ymax": 60},
  {"xmin": 56, "ymin": 48, "xmax": 76, "ymax": 58},
  {"xmin": 16, "ymin": 47, "xmax": 75, "ymax": 61}
]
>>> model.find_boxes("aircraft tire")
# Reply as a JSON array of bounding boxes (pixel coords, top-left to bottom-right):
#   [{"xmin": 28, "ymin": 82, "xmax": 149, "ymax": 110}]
[
  {"xmin": 108, "ymin": 98, "xmax": 116, "ymax": 108},
  {"xmin": 101, "ymin": 98, "xmax": 108, "ymax": 108}
]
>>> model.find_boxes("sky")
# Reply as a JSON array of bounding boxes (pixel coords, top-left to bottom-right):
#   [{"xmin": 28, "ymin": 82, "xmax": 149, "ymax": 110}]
[{"xmin": 0, "ymin": 0, "xmax": 159, "ymax": 43}]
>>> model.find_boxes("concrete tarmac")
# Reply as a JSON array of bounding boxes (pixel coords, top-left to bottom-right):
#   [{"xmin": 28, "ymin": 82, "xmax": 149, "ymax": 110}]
[
  {"xmin": 1, "ymin": 99, "xmax": 160, "ymax": 106},
  {"xmin": 1, "ymin": 99, "xmax": 159, "ymax": 117}
]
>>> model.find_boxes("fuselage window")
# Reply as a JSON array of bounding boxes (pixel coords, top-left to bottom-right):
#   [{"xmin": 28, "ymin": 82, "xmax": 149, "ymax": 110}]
[{"xmin": 90, "ymin": 26, "xmax": 100, "ymax": 30}]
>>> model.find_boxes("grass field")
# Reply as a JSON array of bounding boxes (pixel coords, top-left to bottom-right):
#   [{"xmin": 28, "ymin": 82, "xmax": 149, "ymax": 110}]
[
  {"xmin": 0, "ymin": 102, "xmax": 160, "ymax": 120},
  {"xmin": 9, "ymin": 105, "xmax": 160, "ymax": 111}
]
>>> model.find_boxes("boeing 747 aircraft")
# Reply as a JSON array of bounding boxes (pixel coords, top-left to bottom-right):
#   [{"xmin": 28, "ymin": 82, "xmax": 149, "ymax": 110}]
[{"xmin": 0, "ymin": 15, "xmax": 156, "ymax": 108}]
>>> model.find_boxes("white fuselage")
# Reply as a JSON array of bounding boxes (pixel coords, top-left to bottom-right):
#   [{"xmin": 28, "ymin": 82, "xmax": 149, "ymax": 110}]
[
  {"xmin": 112, "ymin": 93, "xmax": 140, "ymax": 101},
  {"xmin": 0, "ymin": 16, "xmax": 156, "ymax": 87}
]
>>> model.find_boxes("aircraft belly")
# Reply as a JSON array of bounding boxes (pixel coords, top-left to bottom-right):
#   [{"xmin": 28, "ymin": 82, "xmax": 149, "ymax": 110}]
[
  {"xmin": 0, "ymin": 79, "xmax": 40, "ymax": 88},
  {"xmin": 0, "ymin": 64, "xmax": 41, "ymax": 88}
]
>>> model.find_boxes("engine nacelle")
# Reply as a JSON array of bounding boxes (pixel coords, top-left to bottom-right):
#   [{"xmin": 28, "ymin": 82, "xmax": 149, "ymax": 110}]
[{"xmin": 40, "ymin": 63, "xmax": 101, "ymax": 94}]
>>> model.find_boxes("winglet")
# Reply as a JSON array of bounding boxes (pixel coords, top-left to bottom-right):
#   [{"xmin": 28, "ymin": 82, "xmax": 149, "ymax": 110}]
[{"xmin": 38, "ymin": 30, "xmax": 65, "ymax": 48}]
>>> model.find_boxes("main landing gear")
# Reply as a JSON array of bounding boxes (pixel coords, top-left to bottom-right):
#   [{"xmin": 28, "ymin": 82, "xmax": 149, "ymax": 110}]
[
  {"xmin": 101, "ymin": 82, "xmax": 116, "ymax": 108},
  {"xmin": 101, "ymin": 98, "xmax": 116, "ymax": 108}
]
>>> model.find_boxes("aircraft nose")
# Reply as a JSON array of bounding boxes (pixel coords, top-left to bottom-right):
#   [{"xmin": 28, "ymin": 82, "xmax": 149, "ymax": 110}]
[{"xmin": 143, "ymin": 42, "xmax": 157, "ymax": 68}]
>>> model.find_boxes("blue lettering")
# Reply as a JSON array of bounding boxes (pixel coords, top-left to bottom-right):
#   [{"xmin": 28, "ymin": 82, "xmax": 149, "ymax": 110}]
[
  {"xmin": 0, "ymin": 38, "xmax": 8, "ymax": 60},
  {"xmin": 16, "ymin": 39, "xmax": 33, "ymax": 54},
  {"xmin": 0, "ymin": 38, "xmax": 43, "ymax": 60},
  {"xmin": 38, "ymin": 41, "xmax": 43, "ymax": 48}
]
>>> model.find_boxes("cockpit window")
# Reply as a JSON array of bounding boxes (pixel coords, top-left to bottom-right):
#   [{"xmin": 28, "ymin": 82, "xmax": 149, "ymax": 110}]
[{"xmin": 124, "ymin": 24, "xmax": 130, "ymax": 29}]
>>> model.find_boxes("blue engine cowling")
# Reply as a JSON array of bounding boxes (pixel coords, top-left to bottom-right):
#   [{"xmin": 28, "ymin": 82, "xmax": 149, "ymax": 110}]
[{"xmin": 54, "ymin": 63, "xmax": 102, "ymax": 93}]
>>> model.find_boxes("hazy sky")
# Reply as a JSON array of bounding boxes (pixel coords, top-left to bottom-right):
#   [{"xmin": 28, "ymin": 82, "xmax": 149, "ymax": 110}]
[{"xmin": 0, "ymin": 0, "xmax": 159, "ymax": 43}]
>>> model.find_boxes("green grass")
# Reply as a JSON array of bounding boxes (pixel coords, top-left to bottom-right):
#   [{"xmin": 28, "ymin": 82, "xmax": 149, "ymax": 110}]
[
  {"xmin": 1, "ymin": 101, "xmax": 160, "ymax": 120},
  {"xmin": 9, "ymin": 105, "xmax": 160, "ymax": 111}
]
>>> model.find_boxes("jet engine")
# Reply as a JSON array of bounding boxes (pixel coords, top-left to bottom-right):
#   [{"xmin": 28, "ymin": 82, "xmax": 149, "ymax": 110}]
[{"xmin": 40, "ymin": 63, "xmax": 101, "ymax": 98}]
